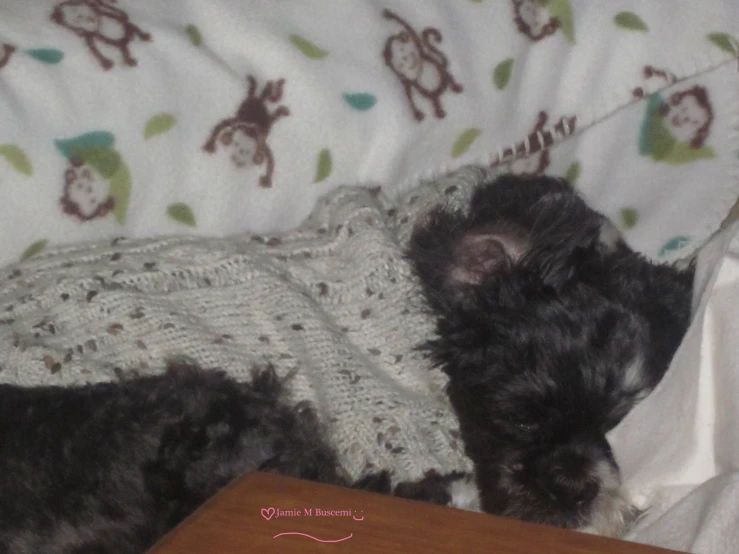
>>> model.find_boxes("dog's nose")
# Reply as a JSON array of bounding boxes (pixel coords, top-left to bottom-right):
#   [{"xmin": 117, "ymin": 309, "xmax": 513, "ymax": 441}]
[
  {"xmin": 542, "ymin": 453, "xmax": 599, "ymax": 506},
  {"xmin": 546, "ymin": 475, "xmax": 599, "ymax": 506}
]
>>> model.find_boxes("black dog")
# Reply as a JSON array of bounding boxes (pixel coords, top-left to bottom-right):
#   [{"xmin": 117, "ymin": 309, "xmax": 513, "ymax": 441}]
[
  {"xmin": 407, "ymin": 174, "xmax": 694, "ymax": 535},
  {"xmin": 0, "ymin": 362, "xmax": 468, "ymax": 554},
  {"xmin": 0, "ymin": 364, "xmax": 343, "ymax": 554}
]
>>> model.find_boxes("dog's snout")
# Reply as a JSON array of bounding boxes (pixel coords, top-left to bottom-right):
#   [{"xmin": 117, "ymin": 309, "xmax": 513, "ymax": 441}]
[
  {"xmin": 547, "ymin": 475, "xmax": 599, "ymax": 506},
  {"xmin": 541, "ymin": 451, "xmax": 599, "ymax": 506}
]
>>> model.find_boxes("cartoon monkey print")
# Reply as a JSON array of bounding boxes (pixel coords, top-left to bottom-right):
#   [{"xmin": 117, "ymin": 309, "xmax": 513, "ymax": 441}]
[
  {"xmin": 639, "ymin": 82, "xmax": 715, "ymax": 164},
  {"xmin": 492, "ymin": 111, "xmax": 577, "ymax": 175},
  {"xmin": 60, "ymin": 160, "xmax": 115, "ymax": 221},
  {"xmin": 203, "ymin": 75, "xmax": 290, "ymax": 188},
  {"xmin": 512, "ymin": 0, "xmax": 559, "ymax": 41},
  {"xmin": 382, "ymin": 9, "xmax": 463, "ymax": 122},
  {"xmin": 51, "ymin": 0, "xmax": 151, "ymax": 70},
  {"xmin": 659, "ymin": 86, "xmax": 713, "ymax": 148}
]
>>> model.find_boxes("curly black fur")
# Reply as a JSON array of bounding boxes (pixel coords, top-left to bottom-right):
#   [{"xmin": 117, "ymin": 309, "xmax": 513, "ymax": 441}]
[
  {"xmin": 407, "ymin": 174, "xmax": 694, "ymax": 531},
  {"xmin": 0, "ymin": 364, "xmax": 346, "ymax": 553},
  {"xmin": 0, "ymin": 361, "xmax": 469, "ymax": 554}
]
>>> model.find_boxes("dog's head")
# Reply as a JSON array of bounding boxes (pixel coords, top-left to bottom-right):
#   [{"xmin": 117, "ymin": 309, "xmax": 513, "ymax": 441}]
[
  {"xmin": 408, "ymin": 175, "xmax": 692, "ymax": 534},
  {"xmin": 436, "ymin": 283, "xmax": 647, "ymax": 534}
]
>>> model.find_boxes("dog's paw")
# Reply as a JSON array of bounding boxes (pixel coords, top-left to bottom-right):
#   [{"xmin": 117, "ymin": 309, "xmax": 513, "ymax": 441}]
[{"xmin": 446, "ymin": 472, "xmax": 481, "ymax": 511}]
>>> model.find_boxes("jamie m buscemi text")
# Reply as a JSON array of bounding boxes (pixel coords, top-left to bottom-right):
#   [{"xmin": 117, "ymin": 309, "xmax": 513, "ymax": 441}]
[
  {"xmin": 260, "ymin": 505, "xmax": 365, "ymax": 521},
  {"xmin": 271, "ymin": 508, "xmax": 355, "ymax": 518}
]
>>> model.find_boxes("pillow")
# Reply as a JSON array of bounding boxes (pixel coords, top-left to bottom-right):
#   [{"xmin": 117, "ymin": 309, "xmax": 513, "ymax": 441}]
[{"xmin": 0, "ymin": 0, "xmax": 738, "ymax": 267}]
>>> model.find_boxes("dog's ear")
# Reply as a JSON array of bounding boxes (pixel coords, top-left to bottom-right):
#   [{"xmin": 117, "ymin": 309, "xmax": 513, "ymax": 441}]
[
  {"xmin": 447, "ymin": 223, "xmax": 599, "ymax": 293},
  {"xmin": 440, "ymin": 174, "xmax": 601, "ymax": 291},
  {"xmin": 408, "ymin": 175, "xmax": 613, "ymax": 312},
  {"xmin": 408, "ymin": 208, "xmax": 532, "ymax": 312},
  {"xmin": 409, "ymin": 209, "xmax": 603, "ymax": 313},
  {"xmin": 448, "ymin": 228, "xmax": 528, "ymax": 286}
]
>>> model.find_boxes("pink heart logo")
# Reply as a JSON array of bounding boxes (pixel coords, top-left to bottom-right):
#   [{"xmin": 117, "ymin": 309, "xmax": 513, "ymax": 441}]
[{"xmin": 261, "ymin": 507, "xmax": 276, "ymax": 520}]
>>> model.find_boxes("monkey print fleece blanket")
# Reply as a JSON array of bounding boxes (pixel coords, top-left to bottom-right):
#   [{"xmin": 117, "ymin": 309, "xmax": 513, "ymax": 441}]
[{"xmin": 1, "ymin": 0, "xmax": 739, "ymax": 269}]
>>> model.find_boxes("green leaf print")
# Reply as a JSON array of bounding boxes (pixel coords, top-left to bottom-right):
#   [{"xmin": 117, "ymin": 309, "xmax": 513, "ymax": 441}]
[
  {"xmin": 451, "ymin": 128, "xmax": 481, "ymax": 159},
  {"xmin": 614, "ymin": 12, "xmax": 648, "ymax": 32},
  {"xmin": 144, "ymin": 113, "xmax": 176, "ymax": 140},
  {"xmin": 108, "ymin": 159, "xmax": 132, "ymax": 225},
  {"xmin": 25, "ymin": 49, "xmax": 64, "ymax": 64},
  {"xmin": 493, "ymin": 59, "xmax": 514, "ymax": 90},
  {"xmin": 659, "ymin": 236, "xmax": 691, "ymax": 257},
  {"xmin": 167, "ymin": 203, "xmax": 197, "ymax": 227},
  {"xmin": 20, "ymin": 239, "xmax": 48, "ymax": 261},
  {"xmin": 663, "ymin": 141, "xmax": 714, "ymax": 165},
  {"xmin": 343, "ymin": 93, "xmax": 377, "ymax": 111},
  {"xmin": 646, "ymin": 116, "xmax": 676, "ymax": 161},
  {"xmin": 55, "ymin": 132, "xmax": 115, "ymax": 160},
  {"xmin": 620, "ymin": 208, "xmax": 638, "ymax": 229},
  {"xmin": 72, "ymin": 147, "xmax": 121, "ymax": 179},
  {"xmin": 185, "ymin": 24, "xmax": 203, "ymax": 47},
  {"xmin": 0, "ymin": 144, "xmax": 33, "ymax": 176},
  {"xmin": 564, "ymin": 161, "xmax": 580, "ymax": 186},
  {"xmin": 547, "ymin": 0, "xmax": 575, "ymax": 43},
  {"xmin": 289, "ymin": 35, "xmax": 328, "ymax": 59},
  {"xmin": 314, "ymin": 149, "xmax": 332, "ymax": 183},
  {"xmin": 707, "ymin": 33, "xmax": 739, "ymax": 55}
]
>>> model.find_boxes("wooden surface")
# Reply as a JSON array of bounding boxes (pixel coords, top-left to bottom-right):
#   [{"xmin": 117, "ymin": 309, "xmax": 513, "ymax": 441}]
[{"xmin": 149, "ymin": 472, "xmax": 682, "ymax": 554}]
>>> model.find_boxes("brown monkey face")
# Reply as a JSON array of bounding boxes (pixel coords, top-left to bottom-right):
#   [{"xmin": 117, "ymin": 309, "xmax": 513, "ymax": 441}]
[
  {"xmin": 389, "ymin": 35, "xmax": 421, "ymax": 80},
  {"xmin": 59, "ymin": 3, "xmax": 100, "ymax": 33},
  {"xmin": 224, "ymin": 127, "xmax": 260, "ymax": 167},
  {"xmin": 517, "ymin": 0, "xmax": 550, "ymax": 36},
  {"xmin": 665, "ymin": 94, "xmax": 709, "ymax": 143},
  {"xmin": 65, "ymin": 164, "xmax": 109, "ymax": 218}
]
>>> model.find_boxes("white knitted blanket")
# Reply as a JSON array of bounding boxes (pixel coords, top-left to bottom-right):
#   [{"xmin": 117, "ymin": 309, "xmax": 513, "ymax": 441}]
[{"xmin": 0, "ymin": 167, "xmax": 498, "ymax": 484}]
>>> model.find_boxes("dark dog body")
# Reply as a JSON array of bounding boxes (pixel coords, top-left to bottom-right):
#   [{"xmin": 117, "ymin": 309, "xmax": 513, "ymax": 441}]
[
  {"xmin": 407, "ymin": 175, "xmax": 693, "ymax": 533},
  {"xmin": 0, "ymin": 365, "xmax": 348, "ymax": 554},
  {"xmin": 0, "ymin": 364, "xmax": 466, "ymax": 554}
]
